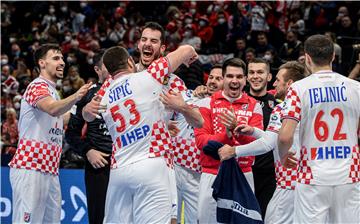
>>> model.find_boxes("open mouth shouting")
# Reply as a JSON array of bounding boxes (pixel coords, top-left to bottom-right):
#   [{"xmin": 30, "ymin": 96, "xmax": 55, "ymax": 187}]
[{"xmin": 141, "ymin": 46, "xmax": 154, "ymax": 65}]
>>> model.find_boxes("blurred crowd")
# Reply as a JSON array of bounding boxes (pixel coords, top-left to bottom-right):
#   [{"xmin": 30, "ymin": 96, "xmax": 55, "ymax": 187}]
[{"xmin": 1, "ymin": 1, "xmax": 360, "ymax": 167}]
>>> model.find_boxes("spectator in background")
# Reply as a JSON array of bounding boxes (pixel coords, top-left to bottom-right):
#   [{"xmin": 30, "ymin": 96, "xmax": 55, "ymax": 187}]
[
  {"xmin": 197, "ymin": 16, "xmax": 214, "ymax": 54},
  {"xmin": 67, "ymin": 65, "xmax": 85, "ymax": 91},
  {"xmin": 279, "ymin": 31, "xmax": 303, "ymax": 61},
  {"xmin": 288, "ymin": 9, "xmax": 305, "ymax": 40},
  {"xmin": 109, "ymin": 21, "xmax": 126, "ymax": 45},
  {"xmin": 212, "ymin": 11, "xmax": 230, "ymax": 53},
  {"xmin": 325, "ymin": 31, "xmax": 343, "ymax": 73},
  {"xmin": 180, "ymin": 24, "xmax": 201, "ymax": 52},
  {"xmin": 1, "ymin": 108, "xmax": 18, "ymax": 155},
  {"xmin": 234, "ymin": 37, "xmax": 247, "ymax": 61},
  {"xmin": 255, "ymin": 32, "xmax": 275, "ymax": 58},
  {"xmin": 245, "ymin": 48, "xmax": 256, "ymax": 64}
]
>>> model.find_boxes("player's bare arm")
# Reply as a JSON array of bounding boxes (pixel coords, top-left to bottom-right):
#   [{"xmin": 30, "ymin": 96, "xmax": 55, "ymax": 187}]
[
  {"xmin": 37, "ymin": 82, "xmax": 92, "ymax": 117},
  {"xmin": 160, "ymin": 91, "xmax": 203, "ymax": 128},
  {"xmin": 166, "ymin": 45, "xmax": 198, "ymax": 73},
  {"xmin": 278, "ymin": 118, "xmax": 298, "ymax": 165}
]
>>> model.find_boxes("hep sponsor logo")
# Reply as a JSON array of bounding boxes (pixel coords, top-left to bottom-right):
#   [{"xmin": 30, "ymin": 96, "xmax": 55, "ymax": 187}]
[{"xmin": 310, "ymin": 145, "xmax": 351, "ymax": 160}]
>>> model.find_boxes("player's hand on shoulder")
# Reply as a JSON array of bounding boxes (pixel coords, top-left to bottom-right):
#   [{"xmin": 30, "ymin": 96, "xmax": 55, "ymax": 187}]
[{"xmin": 86, "ymin": 149, "xmax": 110, "ymax": 169}]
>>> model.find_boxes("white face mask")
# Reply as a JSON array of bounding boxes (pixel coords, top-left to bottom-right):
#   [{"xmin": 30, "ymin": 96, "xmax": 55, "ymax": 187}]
[
  {"xmin": 199, "ymin": 21, "xmax": 206, "ymax": 27},
  {"xmin": 65, "ymin": 35, "xmax": 72, "ymax": 42},
  {"xmin": 185, "ymin": 18, "xmax": 192, "ymax": 24},
  {"xmin": 69, "ymin": 76, "xmax": 77, "ymax": 81},
  {"xmin": 61, "ymin": 6, "xmax": 68, "ymax": 13},
  {"xmin": 87, "ymin": 58, "xmax": 93, "ymax": 65},
  {"xmin": 49, "ymin": 8, "xmax": 55, "ymax": 14},
  {"xmin": 67, "ymin": 57, "xmax": 74, "ymax": 64},
  {"xmin": 14, "ymin": 102, "xmax": 21, "ymax": 109},
  {"xmin": 263, "ymin": 54, "xmax": 272, "ymax": 61},
  {"xmin": 190, "ymin": 9, "xmax": 196, "ymax": 15},
  {"xmin": 218, "ymin": 18, "xmax": 226, "ymax": 24},
  {"xmin": 184, "ymin": 31, "xmax": 192, "ymax": 38},
  {"xmin": 63, "ymin": 86, "xmax": 71, "ymax": 93},
  {"xmin": 1, "ymin": 59, "xmax": 8, "ymax": 65}
]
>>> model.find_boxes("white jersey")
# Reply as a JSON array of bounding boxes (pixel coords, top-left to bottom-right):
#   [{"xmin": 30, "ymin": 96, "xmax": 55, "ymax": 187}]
[
  {"xmin": 100, "ymin": 57, "xmax": 174, "ymax": 169},
  {"xmin": 172, "ymin": 89, "xmax": 202, "ymax": 173},
  {"xmin": 282, "ymin": 70, "xmax": 360, "ymax": 185},
  {"xmin": 267, "ymin": 102, "xmax": 300, "ymax": 190},
  {"xmin": 9, "ymin": 77, "xmax": 63, "ymax": 175}
]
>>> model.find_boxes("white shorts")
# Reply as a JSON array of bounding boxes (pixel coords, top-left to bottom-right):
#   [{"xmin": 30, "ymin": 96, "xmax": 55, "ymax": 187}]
[
  {"xmin": 103, "ymin": 157, "xmax": 172, "ymax": 224},
  {"xmin": 10, "ymin": 168, "xmax": 61, "ymax": 224},
  {"xmin": 175, "ymin": 164, "xmax": 200, "ymax": 224},
  {"xmin": 294, "ymin": 182, "xmax": 360, "ymax": 223},
  {"xmin": 265, "ymin": 187, "xmax": 294, "ymax": 224},
  {"xmin": 168, "ymin": 167, "xmax": 178, "ymax": 220}
]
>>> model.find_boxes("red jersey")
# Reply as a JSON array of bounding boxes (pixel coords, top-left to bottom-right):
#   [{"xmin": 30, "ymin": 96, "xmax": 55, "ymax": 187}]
[{"xmin": 194, "ymin": 91, "xmax": 263, "ymax": 175}]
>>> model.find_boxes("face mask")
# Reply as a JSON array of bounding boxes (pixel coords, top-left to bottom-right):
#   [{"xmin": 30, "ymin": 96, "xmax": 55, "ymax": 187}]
[
  {"xmin": 218, "ymin": 18, "xmax": 226, "ymax": 24},
  {"xmin": 263, "ymin": 54, "xmax": 272, "ymax": 61},
  {"xmin": 87, "ymin": 58, "xmax": 93, "ymax": 65},
  {"xmin": 63, "ymin": 86, "xmax": 71, "ymax": 93},
  {"xmin": 9, "ymin": 37, "xmax": 16, "ymax": 43},
  {"xmin": 61, "ymin": 6, "xmax": 68, "ymax": 13},
  {"xmin": 338, "ymin": 13, "xmax": 344, "ymax": 17},
  {"xmin": 100, "ymin": 37, "xmax": 106, "ymax": 42},
  {"xmin": 65, "ymin": 35, "xmax": 72, "ymax": 42},
  {"xmin": 199, "ymin": 21, "xmax": 206, "ymax": 27},
  {"xmin": 67, "ymin": 57, "xmax": 74, "ymax": 63},
  {"xmin": 174, "ymin": 13, "xmax": 180, "ymax": 19},
  {"xmin": 184, "ymin": 31, "xmax": 192, "ymax": 38},
  {"xmin": 49, "ymin": 8, "xmax": 55, "ymax": 14},
  {"xmin": 80, "ymin": 2, "xmax": 87, "ymax": 8},
  {"xmin": 185, "ymin": 18, "xmax": 192, "ymax": 24},
  {"xmin": 14, "ymin": 102, "xmax": 20, "ymax": 109},
  {"xmin": 69, "ymin": 76, "xmax": 77, "ymax": 81},
  {"xmin": 1, "ymin": 59, "xmax": 8, "ymax": 65},
  {"xmin": 214, "ymin": 5, "xmax": 220, "ymax": 12},
  {"xmin": 190, "ymin": 9, "xmax": 196, "ymax": 15}
]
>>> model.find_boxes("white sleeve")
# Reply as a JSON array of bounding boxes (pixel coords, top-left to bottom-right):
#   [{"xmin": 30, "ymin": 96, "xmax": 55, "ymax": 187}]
[{"xmin": 235, "ymin": 130, "xmax": 277, "ymax": 157}]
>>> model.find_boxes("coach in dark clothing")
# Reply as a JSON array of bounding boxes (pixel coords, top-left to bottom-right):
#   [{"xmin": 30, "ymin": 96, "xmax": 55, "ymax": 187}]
[
  {"xmin": 65, "ymin": 49, "xmax": 112, "ymax": 224},
  {"xmin": 246, "ymin": 58, "xmax": 277, "ymax": 218}
]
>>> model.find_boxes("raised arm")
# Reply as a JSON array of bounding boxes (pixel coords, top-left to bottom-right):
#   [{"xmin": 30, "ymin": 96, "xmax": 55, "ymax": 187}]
[{"xmin": 37, "ymin": 82, "xmax": 92, "ymax": 117}]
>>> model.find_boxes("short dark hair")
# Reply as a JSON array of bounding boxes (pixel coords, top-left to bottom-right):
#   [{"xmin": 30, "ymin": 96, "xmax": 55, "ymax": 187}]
[
  {"xmin": 142, "ymin": 22, "xmax": 165, "ymax": 44},
  {"xmin": 34, "ymin": 44, "xmax": 62, "ymax": 67},
  {"xmin": 211, "ymin": 63, "xmax": 222, "ymax": 70},
  {"xmin": 102, "ymin": 46, "xmax": 129, "ymax": 75},
  {"xmin": 93, "ymin": 49, "xmax": 105, "ymax": 67},
  {"xmin": 222, "ymin": 58, "xmax": 246, "ymax": 76},
  {"xmin": 279, "ymin": 61, "xmax": 305, "ymax": 82},
  {"xmin": 304, "ymin": 34, "xmax": 334, "ymax": 66},
  {"xmin": 248, "ymin": 58, "xmax": 270, "ymax": 73}
]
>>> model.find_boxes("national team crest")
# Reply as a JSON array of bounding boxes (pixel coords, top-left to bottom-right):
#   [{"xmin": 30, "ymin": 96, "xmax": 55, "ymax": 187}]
[
  {"xmin": 242, "ymin": 104, "xmax": 248, "ymax": 111},
  {"xmin": 268, "ymin": 100, "xmax": 275, "ymax": 109},
  {"xmin": 24, "ymin": 212, "xmax": 31, "ymax": 223}
]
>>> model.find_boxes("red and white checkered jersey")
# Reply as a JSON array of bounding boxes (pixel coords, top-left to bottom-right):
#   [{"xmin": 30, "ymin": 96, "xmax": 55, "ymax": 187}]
[
  {"xmin": 171, "ymin": 90, "xmax": 203, "ymax": 173},
  {"xmin": 9, "ymin": 77, "xmax": 63, "ymax": 175},
  {"xmin": 100, "ymin": 57, "xmax": 174, "ymax": 169},
  {"xmin": 282, "ymin": 70, "xmax": 360, "ymax": 185},
  {"xmin": 267, "ymin": 102, "xmax": 300, "ymax": 190}
]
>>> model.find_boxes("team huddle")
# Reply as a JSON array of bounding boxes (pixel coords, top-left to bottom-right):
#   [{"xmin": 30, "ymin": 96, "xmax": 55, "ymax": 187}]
[{"xmin": 8, "ymin": 21, "xmax": 360, "ymax": 224}]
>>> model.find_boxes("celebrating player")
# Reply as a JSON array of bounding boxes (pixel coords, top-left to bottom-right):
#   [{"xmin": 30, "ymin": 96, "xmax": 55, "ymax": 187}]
[
  {"xmin": 278, "ymin": 34, "xmax": 360, "ymax": 223},
  {"xmin": 9, "ymin": 44, "xmax": 91, "ymax": 223}
]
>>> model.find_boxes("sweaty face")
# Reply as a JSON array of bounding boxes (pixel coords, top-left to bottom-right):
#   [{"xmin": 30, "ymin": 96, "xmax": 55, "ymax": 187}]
[
  {"xmin": 247, "ymin": 63, "xmax": 271, "ymax": 94},
  {"xmin": 273, "ymin": 69, "xmax": 288, "ymax": 100},
  {"xmin": 206, "ymin": 68, "xmax": 223, "ymax": 95},
  {"xmin": 223, "ymin": 66, "xmax": 246, "ymax": 98},
  {"xmin": 41, "ymin": 50, "xmax": 65, "ymax": 80},
  {"xmin": 138, "ymin": 28, "xmax": 164, "ymax": 68}
]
